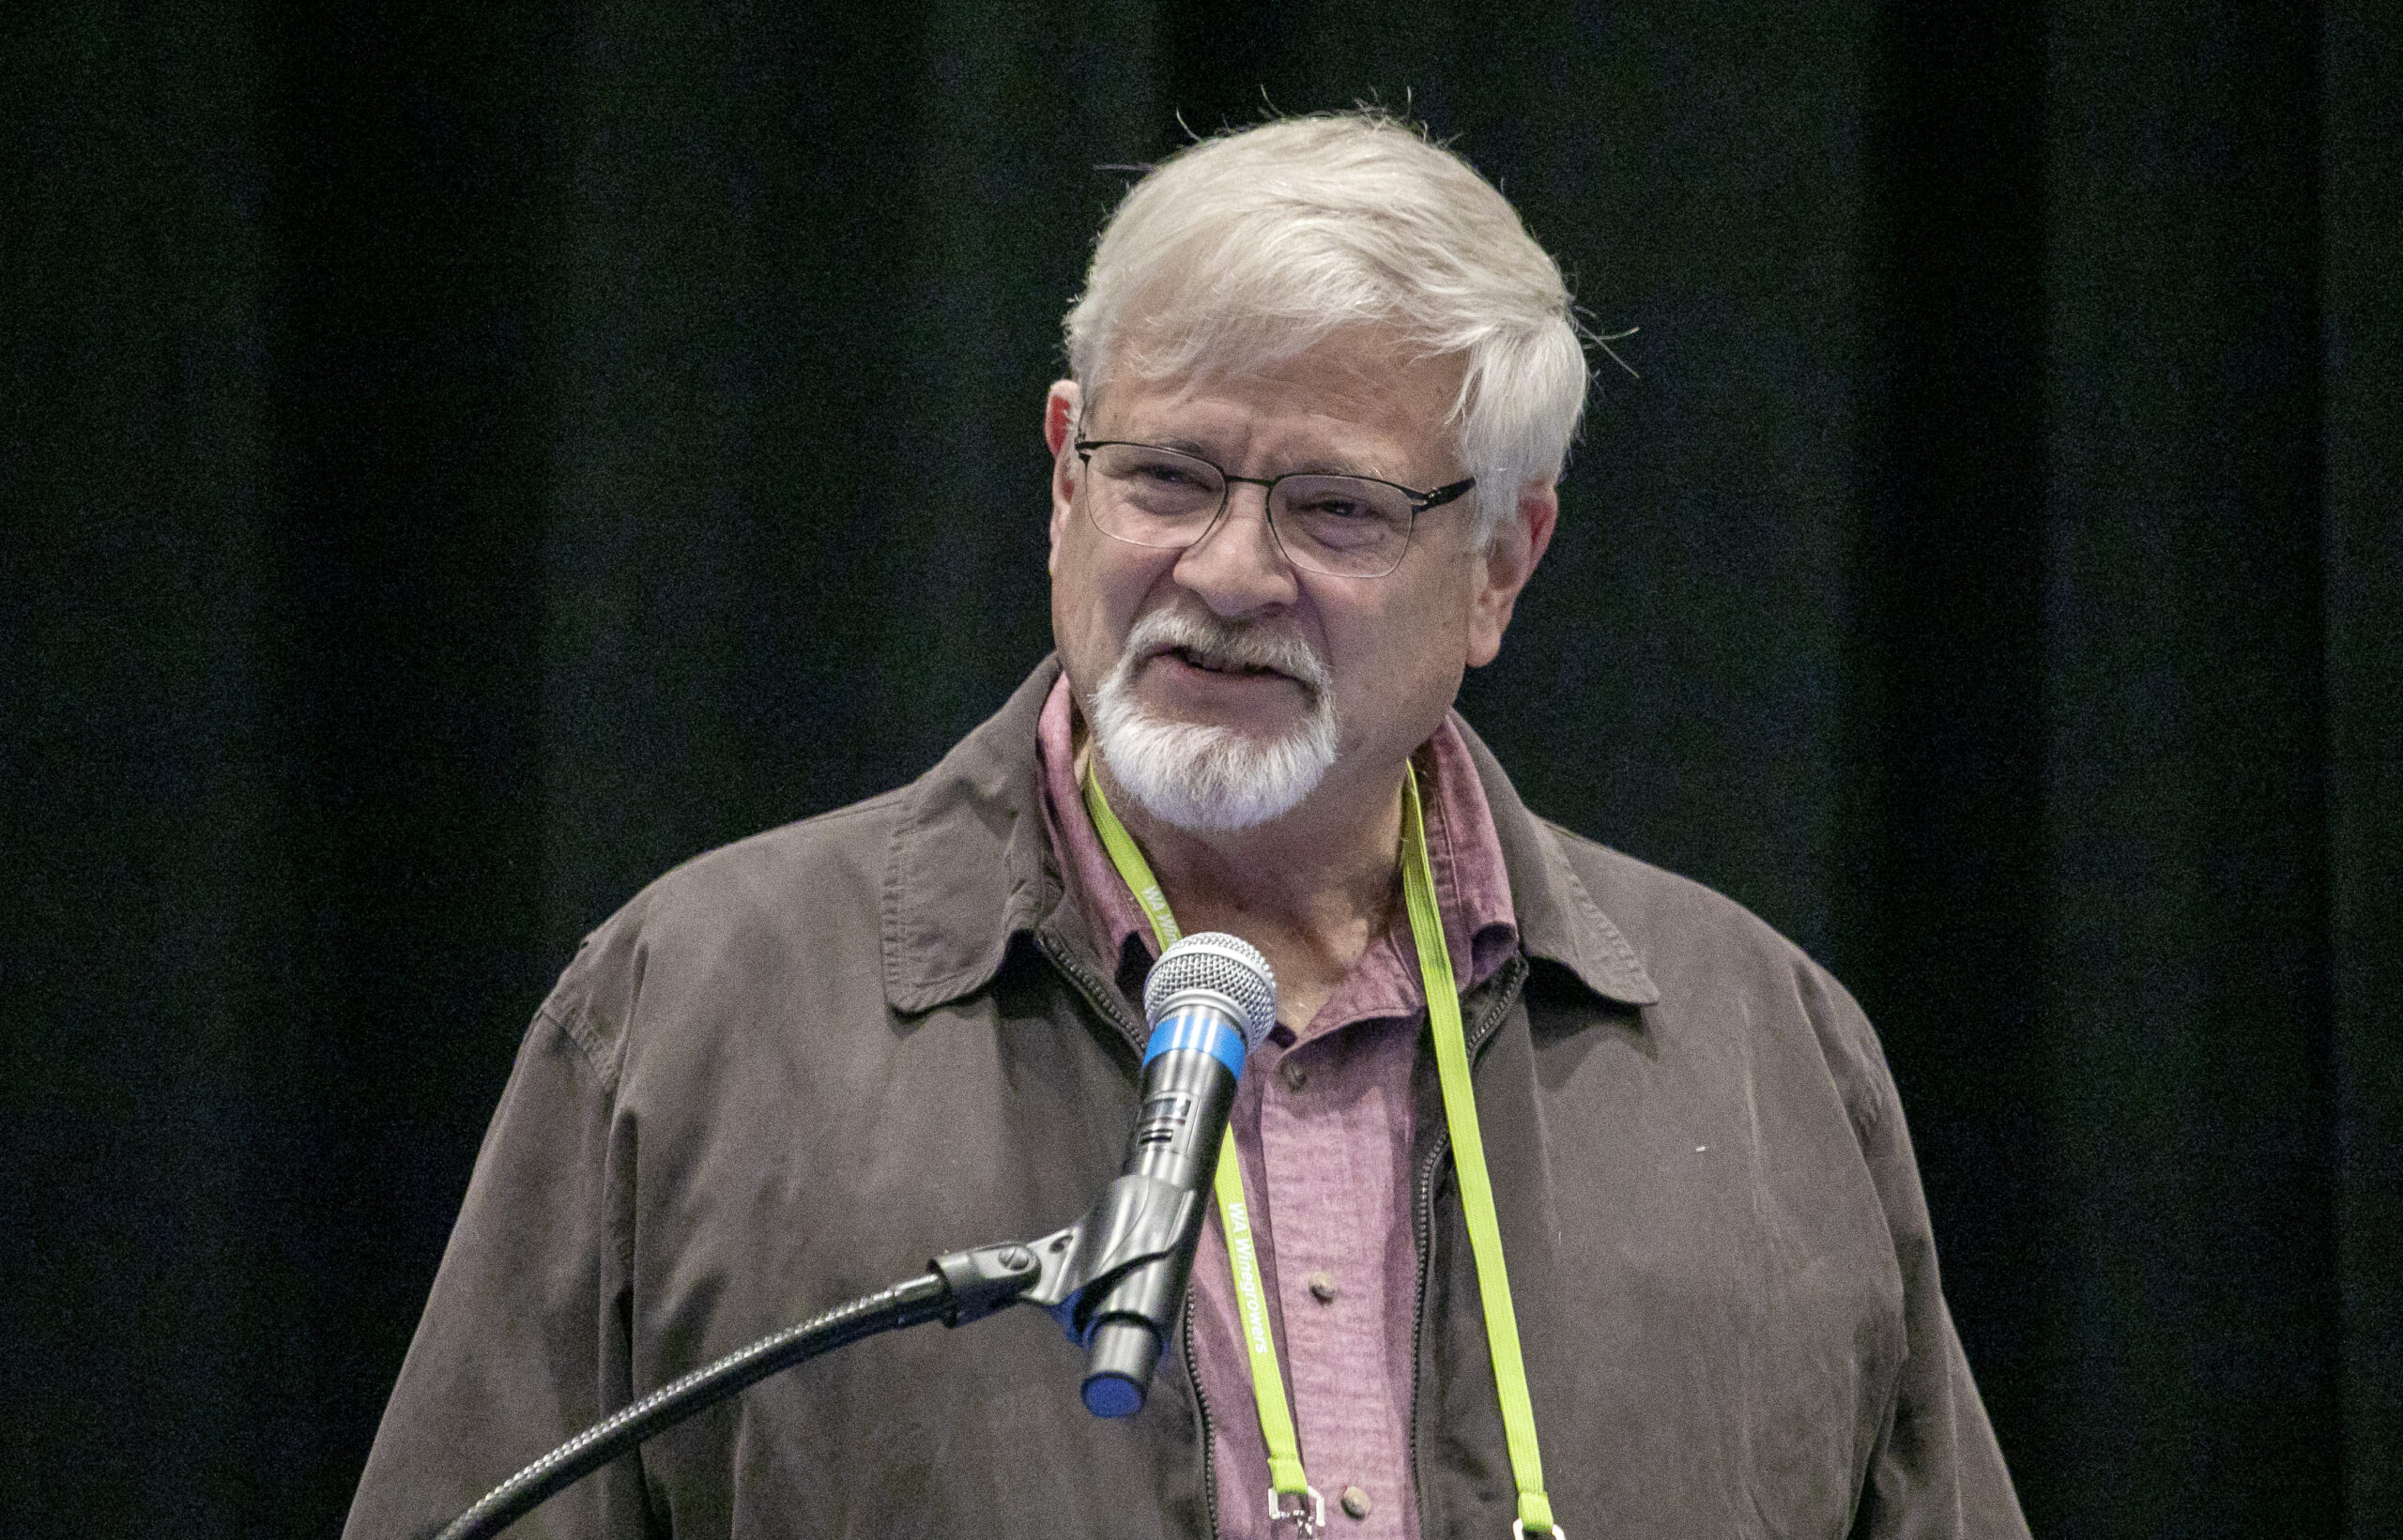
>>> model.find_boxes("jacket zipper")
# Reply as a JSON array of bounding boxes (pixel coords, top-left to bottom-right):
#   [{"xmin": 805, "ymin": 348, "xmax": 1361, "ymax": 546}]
[
  {"xmin": 1407, "ymin": 958, "xmax": 1529, "ymax": 1530},
  {"xmin": 1036, "ymin": 928, "xmax": 1220, "ymax": 1539},
  {"xmin": 1184, "ymin": 1288, "xmax": 1221, "ymax": 1539},
  {"xmin": 1035, "ymin": 928, "xmax": 1148, "ymax": 1059}
]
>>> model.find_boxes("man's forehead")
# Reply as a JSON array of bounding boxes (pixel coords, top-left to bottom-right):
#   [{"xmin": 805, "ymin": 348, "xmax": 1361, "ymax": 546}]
[
  {"xmin": 1098, "ymin": 319, "xmax": 1457, "ymax": 394},
  {"xmin": 1086, "ymin": 331, "xmax": 1465, "ymax": 442}
]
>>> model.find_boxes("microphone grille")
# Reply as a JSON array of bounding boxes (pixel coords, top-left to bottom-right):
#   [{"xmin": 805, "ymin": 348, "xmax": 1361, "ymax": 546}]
[{"xmin": 1143, "ymin": 932, "xmax": 1278, "ymax": 1048}]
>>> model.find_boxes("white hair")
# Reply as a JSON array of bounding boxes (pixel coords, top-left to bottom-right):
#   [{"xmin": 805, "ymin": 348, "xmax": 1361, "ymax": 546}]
[
  {"xmin": 1089, "ymin": 608, "xmax": 1339, "ymax": 831},
  {"xmin": 1064, "ymin": 112, "xmax": 1589, "ymax": 542}
]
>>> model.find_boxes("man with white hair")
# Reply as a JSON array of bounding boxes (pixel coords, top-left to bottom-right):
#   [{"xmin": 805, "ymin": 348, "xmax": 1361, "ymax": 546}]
[{"xmin": 347, "ymin": 114, "xmax": 2029, "ymax": 1540}]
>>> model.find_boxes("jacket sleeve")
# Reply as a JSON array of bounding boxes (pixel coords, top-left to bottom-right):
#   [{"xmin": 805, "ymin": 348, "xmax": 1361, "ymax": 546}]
[
  {"xmin": 1824, "ymin": 976, "xmax": 2032, "ymax": 1540},
  {"xmin": 342, "ymin": 964, "xmax": 648, "ymax": 1540}
]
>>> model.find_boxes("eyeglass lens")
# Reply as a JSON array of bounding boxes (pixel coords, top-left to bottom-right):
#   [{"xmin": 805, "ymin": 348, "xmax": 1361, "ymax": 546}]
[{"xmin": 1082, "ymin": 442, "xmax": 1415, "ymax": 578}]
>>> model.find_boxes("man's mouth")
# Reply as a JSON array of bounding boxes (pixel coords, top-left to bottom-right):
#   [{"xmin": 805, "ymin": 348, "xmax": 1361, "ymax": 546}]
[
  {"xmin": 1115, "ymin": 609, "xmax": 1332, "ymax": 700},
  {"xmin": 1157, "ymin": 645, "xmax": 1293, "ymax": 682}
]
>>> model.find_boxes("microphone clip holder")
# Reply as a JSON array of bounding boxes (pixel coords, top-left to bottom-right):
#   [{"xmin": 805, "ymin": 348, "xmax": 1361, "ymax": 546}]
[{"xmin": 931, "ymin": 1169, "xmax": 1200, "ymax": 1344}]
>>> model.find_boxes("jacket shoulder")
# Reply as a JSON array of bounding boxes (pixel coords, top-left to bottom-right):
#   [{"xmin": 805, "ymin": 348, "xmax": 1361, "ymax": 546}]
[
  {"xmin": 1535, "ymin": 818, "xmax": 1894, "ymax": 1137},
  {"xmin": 533, "ymin": 786, "xmax": 914, "ymax": 1087},
  {"xmin": 1538, "ymin": 820, "xmax": 1804, "ymax": 972}
]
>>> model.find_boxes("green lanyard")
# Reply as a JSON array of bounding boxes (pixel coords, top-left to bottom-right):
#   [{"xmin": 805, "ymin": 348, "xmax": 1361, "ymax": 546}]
[{"xmin": 1082, "ymin": 763, "xmax": 1559, "ymax": 1539}]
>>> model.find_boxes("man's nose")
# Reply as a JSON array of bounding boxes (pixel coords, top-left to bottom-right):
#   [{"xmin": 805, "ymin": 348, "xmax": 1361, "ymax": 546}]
[{"xmin": 1171, "ymin": 482, "xmax": 1299, "ymax": 617}]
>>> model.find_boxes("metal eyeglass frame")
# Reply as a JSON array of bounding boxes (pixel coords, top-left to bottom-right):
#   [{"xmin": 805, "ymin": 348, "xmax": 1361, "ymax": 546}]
[{"xmin": 1072, "ymin": 438, "xmax": 1477, "ymax": 579}]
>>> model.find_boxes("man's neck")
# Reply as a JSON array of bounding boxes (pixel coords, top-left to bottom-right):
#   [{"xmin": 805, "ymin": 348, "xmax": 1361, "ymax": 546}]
[{"xmin": 1094, "ymin": 754, "xmax": 1407, "ymax": 1030}]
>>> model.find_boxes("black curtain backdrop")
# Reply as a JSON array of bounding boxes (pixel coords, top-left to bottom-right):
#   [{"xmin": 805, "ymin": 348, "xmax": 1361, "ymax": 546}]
[{"xmin": 7, "ymin": 3, "xmax": 2397, "ymax": 1536}]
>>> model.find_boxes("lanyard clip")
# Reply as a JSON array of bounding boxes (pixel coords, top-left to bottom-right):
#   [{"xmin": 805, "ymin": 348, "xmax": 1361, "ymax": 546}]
[
  {"xmin": 1513, "ymin": 1523, "xmax": 1567, "ymax": 1539},
  {"xmin": 1270, "ymin": 1486, "xmax": 1324, "ymax": 1540}
]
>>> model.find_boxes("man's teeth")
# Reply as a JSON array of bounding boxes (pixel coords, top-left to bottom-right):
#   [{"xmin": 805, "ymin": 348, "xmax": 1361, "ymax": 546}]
[{"xmin": 1175, "ymin": 648, "xmax": 1268, "ymax": 676}]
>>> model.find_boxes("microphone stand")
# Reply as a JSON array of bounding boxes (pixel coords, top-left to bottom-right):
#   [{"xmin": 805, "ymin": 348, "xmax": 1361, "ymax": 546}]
[{"xmin": 432, "ymin": 1169, "xmax": 1202, "ymax": 1540}]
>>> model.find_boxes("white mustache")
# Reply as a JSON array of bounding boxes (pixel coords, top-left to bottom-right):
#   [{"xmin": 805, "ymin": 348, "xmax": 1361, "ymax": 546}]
[{"xmin": 1125, "ymin": 609, "xmax": 1331, "ymax": 695}]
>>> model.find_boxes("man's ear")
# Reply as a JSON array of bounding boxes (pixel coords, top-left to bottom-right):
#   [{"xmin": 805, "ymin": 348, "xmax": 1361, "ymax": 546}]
[
  {"xmin": 1044, "ymin": 380, "xmax": 1081, "ymax": 576},
  {"xmin": 1465, "ymin": 479, "xmax": 1559, "ymax": 668}
]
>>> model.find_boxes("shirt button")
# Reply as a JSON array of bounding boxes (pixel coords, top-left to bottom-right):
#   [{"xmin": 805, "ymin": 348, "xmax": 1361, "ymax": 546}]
[
  {"xmin": 1340, "ymin": 1486, "xmax": 1373, "ymax": 1520},
  {"xmin": 1307, "ymin": 1272, "xmax": 1339, "ymax": 1304},
  {"xmin": 1278, "ymin": 1059, "xmax": 1309, "ymax": 1091}
]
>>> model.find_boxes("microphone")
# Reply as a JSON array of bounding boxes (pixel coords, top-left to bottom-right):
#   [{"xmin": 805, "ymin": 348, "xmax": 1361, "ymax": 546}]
[{"xmin": 1079, "ymin": 932, "xmax": 1278, "ymax": 1418}]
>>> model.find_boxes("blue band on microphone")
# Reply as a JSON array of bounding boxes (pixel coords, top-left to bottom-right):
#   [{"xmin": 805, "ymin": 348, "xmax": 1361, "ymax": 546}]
[{"xmin": 1141, "ymin": 1008, "xmax": 1248, "ymax": 1078}]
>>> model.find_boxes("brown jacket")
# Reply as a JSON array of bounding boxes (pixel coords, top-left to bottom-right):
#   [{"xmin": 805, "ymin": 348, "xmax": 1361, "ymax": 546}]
[{"xmin": 344, "ymin": 659, "xmax": 2028, "ymax": 1539}]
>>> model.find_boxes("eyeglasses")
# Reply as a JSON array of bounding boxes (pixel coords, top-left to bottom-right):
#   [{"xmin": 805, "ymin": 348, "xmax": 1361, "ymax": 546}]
[{"xmin": 1073, "ymin": 439, "xmax": 1477, "ymax": 579}]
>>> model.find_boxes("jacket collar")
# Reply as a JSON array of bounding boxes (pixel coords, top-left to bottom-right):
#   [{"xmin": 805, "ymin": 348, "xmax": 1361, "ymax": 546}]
[
  {"xmin": 1450, "ymin": 717, "xmax": 1660, "ymax": 1007},
  {"xmin": 880, "ymin": 657, "xmax": 1659, "ymax": 1014}
]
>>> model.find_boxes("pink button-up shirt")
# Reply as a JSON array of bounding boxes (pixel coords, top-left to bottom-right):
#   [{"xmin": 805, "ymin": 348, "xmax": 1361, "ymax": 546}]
[{"xmin": 1035, "ymin": 677, "xmax": 1519, "ymax": 1539}]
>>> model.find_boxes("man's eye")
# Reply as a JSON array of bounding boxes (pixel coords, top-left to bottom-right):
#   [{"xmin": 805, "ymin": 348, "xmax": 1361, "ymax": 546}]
[{"xmin": 1293, "ymin": 494, "xmax": 1375, "ymax": 521}]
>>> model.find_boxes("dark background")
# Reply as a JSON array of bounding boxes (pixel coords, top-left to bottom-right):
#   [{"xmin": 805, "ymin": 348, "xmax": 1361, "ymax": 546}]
[{"xmin": 6, "ymin": 1, "xmax": 2397, "ymax": 1535}]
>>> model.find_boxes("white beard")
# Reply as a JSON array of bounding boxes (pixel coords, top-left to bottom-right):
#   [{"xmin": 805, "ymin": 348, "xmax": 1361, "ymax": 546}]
[{"xmin": 1088, "ymin": 610, "xmax": 1339, "ymax": 832}]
